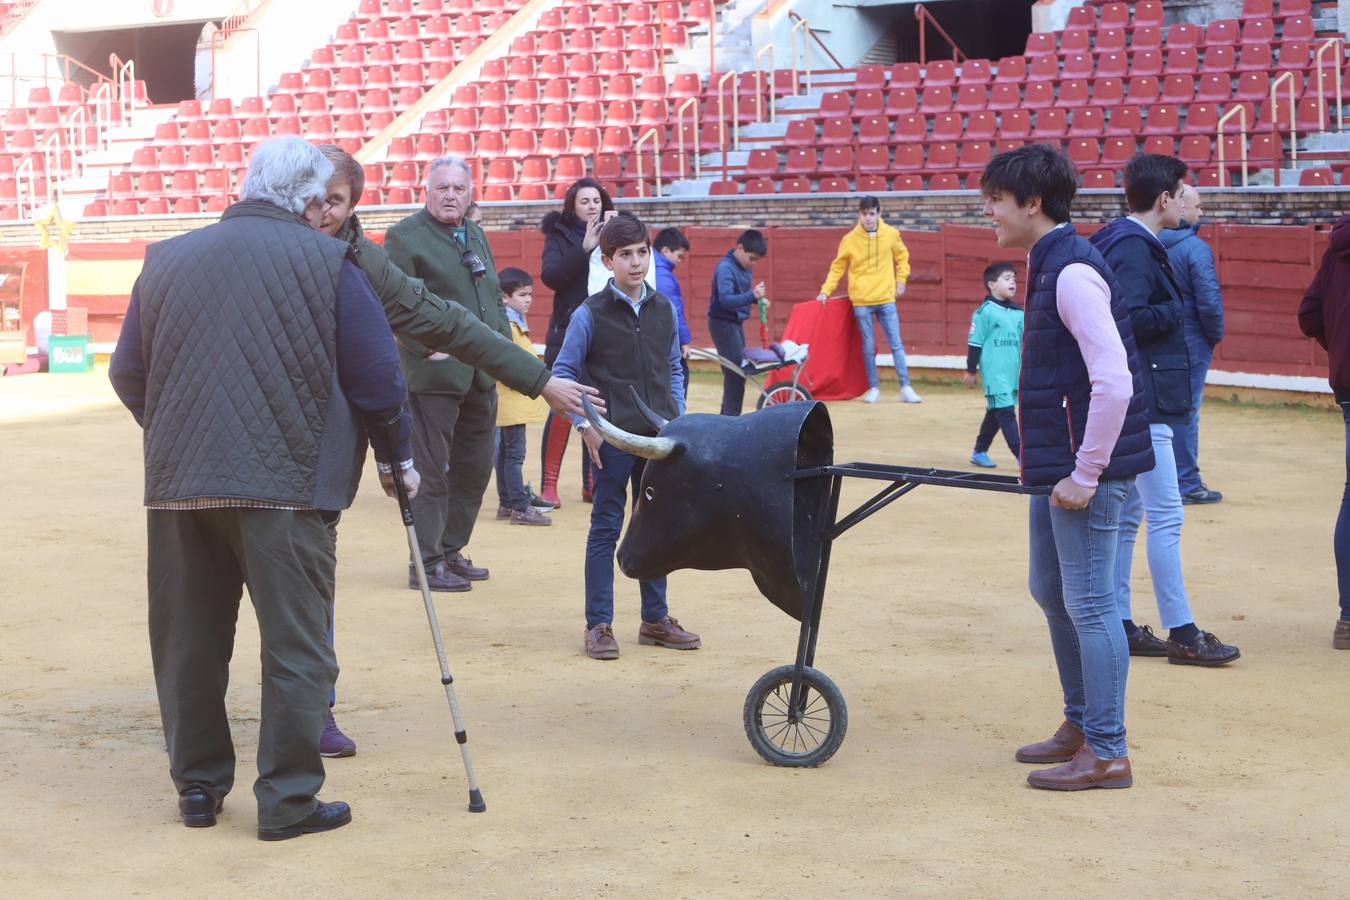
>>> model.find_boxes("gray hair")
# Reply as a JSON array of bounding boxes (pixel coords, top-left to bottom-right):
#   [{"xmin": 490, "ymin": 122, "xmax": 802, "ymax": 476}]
[
  {"xmin": 424, "ymin": 154, "xmax": 473, "ymax": 192},
  {"xmin": 240, "ymin": 137, "xmax": 333, "ymax": 216}
]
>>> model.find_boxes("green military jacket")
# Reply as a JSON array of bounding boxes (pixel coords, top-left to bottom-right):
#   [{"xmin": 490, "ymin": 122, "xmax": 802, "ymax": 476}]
[
  {"xmin": 339, "ymin": 213, "xmax": 547, "ymax": 398},
  {"xmin": 384, "ymin": 208, "xmax": 514, "ymax": 396}
]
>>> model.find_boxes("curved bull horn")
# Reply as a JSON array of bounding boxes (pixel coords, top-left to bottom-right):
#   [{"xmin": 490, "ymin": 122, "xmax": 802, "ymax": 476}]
[
  {"xmin": 582, "ymin": 394, "xmax": 678, "ymax": 461},
  {"xmin": 627, "ymin": 384, "xmax": 670, "ymax": 431}
]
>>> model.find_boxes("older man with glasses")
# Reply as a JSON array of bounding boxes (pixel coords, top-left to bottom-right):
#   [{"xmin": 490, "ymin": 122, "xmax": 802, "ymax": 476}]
[{"xmin": 384, "ymin": 155, "xmax": 511, "ymax": 592}]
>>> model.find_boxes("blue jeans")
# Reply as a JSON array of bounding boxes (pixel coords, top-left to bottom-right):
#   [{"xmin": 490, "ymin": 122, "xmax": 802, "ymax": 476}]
[
  {"xmin": 494, "ymin": 424, "xmax": 528, "ymax": 511},
  {"xmin": 1028, "ymin": 479, "xmax": 1132, "ymax": 759},
  {"xmin": 1115, "ymin": 424, "xmax": 1195, "ymax": 629},
  {"xmin": 584, "ymin": 442, "xmax": 668, "ymax": 628},
  {"xmin": 852, "ymin": 301, "xmax": 910, "ymax": 388},
  {"xmin": 1337, "ymin": 403, "xmax": 1350, "ymax": 620},
  {"xmin": 708, "ymin": 316, "xmax": 747, "ymax": 416},
  {"xmin": 1174, "ymin": 330, "xmax": 1213, "ymax": 495}
]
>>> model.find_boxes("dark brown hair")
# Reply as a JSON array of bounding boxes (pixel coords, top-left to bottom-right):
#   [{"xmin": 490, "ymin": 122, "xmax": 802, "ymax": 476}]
[
  {"xmin": 316, "ymin": 143, "xmax": 365, "ymax": 206},
  {"xmin": 599, "ymin": 212, "xmax": 650, "ymax": 257}
]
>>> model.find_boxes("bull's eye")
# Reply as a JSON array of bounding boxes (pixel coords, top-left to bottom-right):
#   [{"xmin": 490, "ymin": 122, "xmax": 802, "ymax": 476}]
[{"xmin": 644, "ymin": 486, "xmax": 655, "ymax": 501}]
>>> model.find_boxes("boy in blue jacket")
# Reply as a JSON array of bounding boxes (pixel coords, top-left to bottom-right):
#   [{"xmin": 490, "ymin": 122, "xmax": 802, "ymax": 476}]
[
  {"xmin": 653, "ymin": 227, "xmax": 693, "ymax": 388},
  {"xmin": 707, "ymin": 229, "xmax": 768, "ymax": 415}
]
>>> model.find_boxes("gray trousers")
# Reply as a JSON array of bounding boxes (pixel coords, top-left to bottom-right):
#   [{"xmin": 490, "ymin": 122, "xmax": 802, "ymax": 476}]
[
  {"xmin": 147, "ymin": 507, "xmax": 337, "ymax": 829},
  {"xmin": 408, "ymin": 386, "xmax": 497, "ymax": 566}
]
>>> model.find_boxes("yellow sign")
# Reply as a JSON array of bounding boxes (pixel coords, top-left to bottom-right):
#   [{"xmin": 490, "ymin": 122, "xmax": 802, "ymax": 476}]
[{"xmin": 35, "ymin": 204, "xmax": 76, "ymax": 255}]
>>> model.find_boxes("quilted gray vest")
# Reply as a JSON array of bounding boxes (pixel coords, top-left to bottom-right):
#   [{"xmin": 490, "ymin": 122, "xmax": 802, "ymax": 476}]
[{"xmin": 136, "ymin": 200, "xmax": 362, "ymax": 510}]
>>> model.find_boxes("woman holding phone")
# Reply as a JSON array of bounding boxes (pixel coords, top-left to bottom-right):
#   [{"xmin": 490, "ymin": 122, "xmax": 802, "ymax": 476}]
[{"xmin": 538, "ymin": 178, "xmax": 615, "ymax": 507}]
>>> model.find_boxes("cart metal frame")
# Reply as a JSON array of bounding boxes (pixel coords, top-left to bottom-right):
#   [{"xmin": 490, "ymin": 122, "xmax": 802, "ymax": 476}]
[{"xmin": 687, "ymin": 345, "xmax": 811, "ymax": 408}]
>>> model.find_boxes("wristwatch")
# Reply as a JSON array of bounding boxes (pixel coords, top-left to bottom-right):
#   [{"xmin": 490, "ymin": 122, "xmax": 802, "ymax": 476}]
[{"xmin": 575, "ymin": 422, "xmax": 590, "ymax": 435}]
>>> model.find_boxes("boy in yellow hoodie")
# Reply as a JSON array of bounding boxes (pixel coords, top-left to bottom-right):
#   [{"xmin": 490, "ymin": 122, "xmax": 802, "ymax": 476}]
[
  {"xmin": 494, "ymin": 268, "xmax": 551, "ymax": 525},
  {"xmin": 817, "ymin": 196, "xmax": 922, "ymax": 403}
]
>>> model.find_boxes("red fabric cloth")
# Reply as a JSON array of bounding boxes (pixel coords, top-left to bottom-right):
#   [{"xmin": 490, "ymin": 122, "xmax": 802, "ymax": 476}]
[{"xmin": 765, "ymin": 299, "xmax": 869, "ymax": 400}]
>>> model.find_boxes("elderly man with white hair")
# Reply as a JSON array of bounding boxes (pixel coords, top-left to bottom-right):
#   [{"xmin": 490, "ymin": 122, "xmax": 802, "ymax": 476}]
[
  {"xmin": 109, "ymin": 137, "xmax": 415, "ymax": 841},
  {"xmin": 384, "ymin": 155, "xmax": 511, "ymax": 591}
]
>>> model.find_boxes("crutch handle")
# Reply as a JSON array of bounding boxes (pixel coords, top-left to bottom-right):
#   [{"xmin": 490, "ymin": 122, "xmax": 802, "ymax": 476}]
[{"xmin": 384, "ymin": 416, "xmax": 415, "ymax": 527}]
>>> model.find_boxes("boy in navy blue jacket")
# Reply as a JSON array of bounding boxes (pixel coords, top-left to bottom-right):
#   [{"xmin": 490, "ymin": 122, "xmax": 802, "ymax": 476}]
[
  {"xmin": 706, "ymin": 229, "xmax": 768, "ymax": 415},
  {"xmin": 653, "ymin": 227, "xmax": 693, "ymax": 387}
]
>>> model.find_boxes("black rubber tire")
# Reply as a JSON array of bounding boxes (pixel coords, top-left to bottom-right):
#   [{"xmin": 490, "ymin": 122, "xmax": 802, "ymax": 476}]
[
  {"xmin": 756, "ymin": 384, "xmax": 814, "ymax": 409},
  {"xmin": 743, "ymin": 665, "xmax": 847, "ymax": 767}
]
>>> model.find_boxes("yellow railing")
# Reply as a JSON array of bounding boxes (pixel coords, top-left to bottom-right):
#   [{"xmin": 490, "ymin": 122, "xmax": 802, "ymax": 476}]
[
  {"xmin": 675, "ymin": 96, "xmax": 700, "ymax": 181},
  {"xmin": 1216, "ymin": 104, "xmax": 1249, "ymax": 188},
  {"xmin": 1271, "ymin": 70, "xmax": 1298, "ymax": 168},
  {"xmin": 790, "ymin": 16, "xmax": 813, "ymax": 95},
  {"xmin": 1314, "ymin": 37, "xmax": 1344, "ymax": 133},
  {"xmin": 716, "ymin": 70, "xmax": 739, "ymax": 180},
  {"xmin": 755, "ymin": 43, "xmax": 775, "ymax": 124},
  {"xmin": 634, "ymin": 127, "xmax": 662, "ymax": 198}
]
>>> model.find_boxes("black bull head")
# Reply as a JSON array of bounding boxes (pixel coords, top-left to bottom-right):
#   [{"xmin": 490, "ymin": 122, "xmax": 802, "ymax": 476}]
[{"xmin": 583, "ymin": 394, "xmax": 834, "ymax": 622}]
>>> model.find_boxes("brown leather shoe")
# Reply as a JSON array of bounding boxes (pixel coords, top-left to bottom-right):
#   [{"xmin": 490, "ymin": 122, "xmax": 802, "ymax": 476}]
[
  {"xmin": 1335, "ymin": 619, "xmax": 1350, "ymax": 650},
  {"xmin": 409, "ymin": 562, "xmax": 471, "ymax": 593},
  {"xmin": 1127, "ymin": 624, "xmax": 1169, "ymax": 657},
  {"xmin": 585, "ymin": 624, "xmax": 620, "ymax": 660},
  {"xmin": 638, "ymin": 616, "xmax": 701, "ymax": 649},
  {"xmin": 1015, "ymin": 720, "xmax": 1085, "ymax": 764},
  {"xmin": 1027, "ymin": 744, "xmax": 1133, "ymax": 791},
  {"xmin": 496, "ymin": 506, "xmax": 511, "ymax": 520},
  {"xmin": 446, "ymin": 552, "xmax": 489, "ymax": 581},
  {"xmin": 510, "ymin": 506, "xmax": 552, "ymax": 526},
  {"xmin": 1166, "ymin": 630, "xmax": 1240, "ymax": 666}
]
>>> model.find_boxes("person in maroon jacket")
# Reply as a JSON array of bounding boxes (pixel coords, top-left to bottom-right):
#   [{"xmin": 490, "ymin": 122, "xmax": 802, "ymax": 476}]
[{"xmin": 1298, "ymin": 213, "xmax": 1350, "ymax": 650}]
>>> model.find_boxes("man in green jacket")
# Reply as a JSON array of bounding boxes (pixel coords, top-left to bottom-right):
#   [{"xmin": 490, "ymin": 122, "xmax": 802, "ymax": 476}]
[
  {"xmin": 316, "ymin": 148, "xmax": 597, "ymax": 595},
  {"xmin": 380, "ymin": 155, "xmax": 518, "ymax": 592}
]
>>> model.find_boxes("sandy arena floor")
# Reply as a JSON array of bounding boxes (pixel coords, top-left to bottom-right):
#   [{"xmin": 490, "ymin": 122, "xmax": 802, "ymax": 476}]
[{"xmin": 1, "ymin": 368, "xmax": 1346, "ymax": 897}]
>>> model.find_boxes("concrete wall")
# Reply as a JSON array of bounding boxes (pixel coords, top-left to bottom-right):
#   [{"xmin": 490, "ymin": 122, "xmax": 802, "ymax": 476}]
[{"xmin": 754, "ymin": 0, "xmax": 892, "ymax": 69}]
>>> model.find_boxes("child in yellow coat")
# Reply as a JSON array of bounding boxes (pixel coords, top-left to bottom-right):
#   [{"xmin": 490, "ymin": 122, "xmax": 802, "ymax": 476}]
[{"xmin": 495, "ymin": 268, "xmax": 552, "ymax": 525}]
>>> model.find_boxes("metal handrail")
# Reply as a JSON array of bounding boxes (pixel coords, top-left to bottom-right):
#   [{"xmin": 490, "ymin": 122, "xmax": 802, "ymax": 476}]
[
  {"xmin": 755, "ymin": 42, "xmax": 775, "ymax": 124},
  {"xmin": 788, "ymin": 10, "xmax": 843, "ymax": 68},
  {"xmin": 38, "ymin": 128, "xmax": 60, "ymax": 199},
  {"xmin": 1216, "ymin": 103, "xmax": 1249, "ymax": 187},
  {"xmin": 91, "ymin": 81, "xmax": 114, "ymax": 143},
  {"xmin": 64, "ymin": 103, "xmax": 89, "ymax": 179},
  {"xmin": 1271, "ymin": 70, "xmax": 1298, "ymax": 181},
  {"xmin": 1, "ymin": 51, "xmax": 116, "ymax": 107},
  {"xmin": 634, "ymin": 127, "xmax": 662, "ymax": 198},
  {"xmin": 790, "ymin": 16, "xmax": 812, "ymax": 95},
  {"xmin": 113, "ymin": 55, "xmax": 138, "ymax": 123},
  {"xmin": 14, "ymin": 155, "xmax": 36, "ymax": 218},
  {"xmin": 675, "ymin": 96, "xmax": 700, "ymax": 180},
  {"xmin": 716, "ymin": 69, "xmax": 739, "ymax": 183},
  {"xmin": 1314, "ymin": 37, "xmax": 1344, "ymax": 133},
  {"xmin": 914, "ymin": 3, "xmax": 967, "ymax": 65}
]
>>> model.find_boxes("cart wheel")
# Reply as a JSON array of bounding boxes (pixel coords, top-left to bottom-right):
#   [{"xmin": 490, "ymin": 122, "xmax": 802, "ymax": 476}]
[
  {"xmin": 756, "ymin": 384, "xmax": 814, "ymax": 409},
  {"xmin": 743, "ymin": 665, "xmax": 847, "ymax": 767}
]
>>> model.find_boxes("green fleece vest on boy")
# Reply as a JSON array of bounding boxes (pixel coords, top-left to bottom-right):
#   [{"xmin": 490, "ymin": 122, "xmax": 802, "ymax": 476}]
[
  {"xmin": 385, "ymin": 208, "xmax": 511, "ymax": 396},
  {"xmin": 582, "ymin": 288, "xmax": 680, "ymax": 436}
]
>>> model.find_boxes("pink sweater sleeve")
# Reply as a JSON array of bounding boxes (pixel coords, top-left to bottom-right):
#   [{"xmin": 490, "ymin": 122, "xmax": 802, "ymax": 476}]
[{"xmin": 1056, "ymin": 263, "xmax": 1135, "ymax": 488}]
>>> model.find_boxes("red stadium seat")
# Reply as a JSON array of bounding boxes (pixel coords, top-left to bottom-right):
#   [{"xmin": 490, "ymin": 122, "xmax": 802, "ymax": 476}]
[
  {"xmin": 994, "ymin": 56, "xmax": 1027, "ymax": 83},
  {"xmin": 744, "ymin": 178, "xmax": 776, "ymax": 195},
  {"xmin": 988, "ymin": 83, "xmax": 1020, "ymax": 110},
  {"xmin": 1081, "ymin": 170, "xmax": 1116, "ymax": 189},
  {"xmin": 1238, "ymin": 43, "xmax": 1273, "ymax": 71},
  {"xmin": 1166, "ymin": 24, "xmax": 1199, "ymax": 49},
  {"xmin": 784, "ymin": 147, "xmax": 818, "ymax": 175},
  {"xmin": 1179, "ymin": 135, "xmax": 1213, "ymax": 166},
  {"xmin": 820, "ymin": 146, "xmax": 854, "ymax": 174},
  {"xmin": 966, "ymin": 110, "xmax": 997, "ymax": 140},
  {"xmin": 1105, "ymin": 105, "xmax": 1143, "ymax": 136},
  {"xmin": 1134, "ymin": 1, "xmax": 1164, "ymax": 27},
  {"xmin": 1069, "ymin": 106, "xmax": 1104, "ymax": 137},
  {"xmin": 1096, "ymin": 51, "xmax": 1128, "ymax": 80},
  {"xmin": 784, "ymin": 119, "xmax": 815, "ymax": 146},
  {"xmin": 1027, "ymin": 56, "xmax": 1059, "ymax": 82},
  {"xmin": 1022, "ymin": 82, "xmax": 1054, "ymax": 109},
  {"xmin": 746, "ymin": 149, "xmax": 778, "ymax": 177},
  {"xmin": 932, "ymin": 113, "xmax": 963, "ymax": 141},
  {"xmin": 857, "ymin": 145, "xmax": 890, "ymax": 173},
  {"xmin": 1283, "ymin": 16, "xmax": 1315, "ymax": 42},
  {"xmin": 960, "ymin": 59, "xmax": 993, "ymax": 84},
  {"xmin": 1184, "ymin": 103, "xmax": 1220, "ymax": 134},
  {"xmin": 853, "ymin": 89, "xmax": 885, "ymax": 117},
  {"xmin": 1059, "ymin": 29, "xmax": 1091, "ymax": 56},
  {"xmin": 926, "ymin": 60, "xmax": 957, "ymax": 87},
  {"xmin": 1131, "ymin": 49, "xmax": 1162, "ymax": 78},
  {"xmin": 1162, "ymin": 74, "xmax": 1195, "ymax": 103},
  {"xmin": 1001, "ymin": 109, "xmax": 1031, "ymax": 140},
  {"xmin": 1126, "ymin": 76, "xmax": 1160, "ymax": 105},
  {"xmin": 1067, "ymin": 138, "xmax": 1100, "ymax": 167},
  {"xmin": 857, "ymin": 174, "xmax": 890, "ymax": 192},
  {"xmin": 1165, "ymin": 47, "xmax": 1198, "ymax": 75},
  {"xmin": 779, "ymin": 177, "xmax": 812, "ymax": 194},
  {"xmin": 1093, "ymin": 78, "xmax": 1124, "ymax": 106},
  {"xmin": 958, "ymin": 141, "xmax": 991, "ymax": 170},
  {"xmin": 858, "ymin": 116, "xmax": 891, "ymax": 145},
  {"xmin": 1196, "ymin": 72, "xmax": 1232, "ymax": 101},
  {"xmin": 893, "ymin": 174, "xmax": 924, "ymax": 191},
  {"xmin": 1299, "ymin": 167, "xmax": 1334, "ymax": 186},
  {"xmin": 1033, "ymin": 108, "xmax": 1067, "ymax": 139},
  {"xmin": 818, "ymin": 176, "xmax": 852, "ymax": 193},
  {"xmin": 1059, "ymin": 79, "xmax": 1090, "ymax": 106},
  {"xmin": 1095, "ymin": 28, "xmax": 1126, "ymax": 53},
  {"xmin": 920, "ymin": 86, "xmax": 952, "ymax": 113},
  {"xmin": 955, "ymin": 84, "xmax": 988, "ymax": 111},
  {"xmin": 1142, "ymin": 104, "xmax": 1180, "ymax": 135},
  {"xmin": 894, "ymin": 144, "xmax": 924, "ymax": 171},
  {"xmin": 1276, "ymin": 40, "xmax": 1312, "ymax": 72},
  {"xmin": 1025, "ymin": 32, "xmax": 1056, "ymax": 57},
  {"xmin": 929, "ymin": 173, "xmax": 961, "ymax": 190},
  {"xmin": 1067, "ymin": 5, "xmax": 1095, "ymax": 28},
  {"xmin": 890, "ymin": 62, "xmax": 921, "ymax": 89},
  {"xmin": 894, "ymin": 114, "xmax": 926, "ymax": 143},
  {"xmin": 1143, "ymin": 135, "xmax": 1176, "ymax": 155},
  {"xmin": 1062, "ymin": 53, "xmax": 1094, "ymax": 80}
]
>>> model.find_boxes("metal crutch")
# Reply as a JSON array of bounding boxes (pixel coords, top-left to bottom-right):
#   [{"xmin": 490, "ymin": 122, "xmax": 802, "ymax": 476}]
[{"xmin": 385, "ymin": 423, "xmax": 486, "ymax": 813}]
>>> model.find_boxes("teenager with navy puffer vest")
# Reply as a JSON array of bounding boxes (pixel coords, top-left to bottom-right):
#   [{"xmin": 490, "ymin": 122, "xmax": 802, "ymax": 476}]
[
  {"xmin": 1090, "ymin": 154, "xmax": 1240, "ymax": 670},
  {"xmin": 981, "ymin": 145, "xmax": 1152, "ymax": 792}
]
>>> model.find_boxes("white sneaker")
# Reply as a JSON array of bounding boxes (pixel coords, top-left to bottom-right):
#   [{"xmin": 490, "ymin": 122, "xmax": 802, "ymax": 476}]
[
  {"xmin": 900, "ymin": 385, "xmax": 923, "ymax": 403},
  {"xmin": 862, "ymin": 387, "xmax": 880, "ymax": 403}
]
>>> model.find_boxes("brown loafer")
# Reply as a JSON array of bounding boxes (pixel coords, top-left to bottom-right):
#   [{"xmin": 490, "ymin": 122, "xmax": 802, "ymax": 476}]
[
  {"xmin": 409, "ymin": 562, "xmax": 471, "ymax": 593},
  {"xmin": 1015, "ymin": 720, "xmax": 1085, "ymax": 764},
  {"xmin": 585, "ymin": 624, "xmax": 620, "ymax": 660},
  {"xmin": 1166, "ymin": 630, "xmax": 1240, "ymax": 666},
  {"xmin": 1027, "ymin": 744, "xmax": 1133, "ymax": 791},
  {"xmin": 510, "ymin": 506, "xmax": 552, "ymax": 526},
  {"xmin": 1334, "ymin": 619, "xmax": 1350, "ymax": 650},
  {"xmin": 446, "ymin": 551, "xmax": 489, "ymax": 581},
  {"xmin": 638, "ymin": 616, "xmax": 701, "ymax": 650}
]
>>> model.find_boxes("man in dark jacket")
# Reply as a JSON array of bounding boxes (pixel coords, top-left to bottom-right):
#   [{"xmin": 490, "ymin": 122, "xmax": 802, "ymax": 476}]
[
  {"xmin": 385, "ymin": 155, "xmax": 509, "ymax": 592},
  {"xmin": 309, "ymin": 145, "xmax": 601, "ymax": 755},
  {"xmin": 707, "ymin": 229, "xmax": 769, "ymax": 416},
  {"xmin": 1161, "ymin": 185, "xmax": 1225, "ymax": 505},
  {"xmin": 1297, "ymin": 212, "xmax": 1350, "ymax": 649},
  {"xmin": 1090, "ymin": 153, "xmax": 1239, "ymax": 668},
  {"xmin": 108, "ymin": 137, "xmax": 412, "ymax": 840}
]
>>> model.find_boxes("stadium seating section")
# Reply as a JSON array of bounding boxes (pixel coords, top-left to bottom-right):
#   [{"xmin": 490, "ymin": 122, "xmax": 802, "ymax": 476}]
[{"xmin": 3, "ymin": 0, "xmax": 1348, "ymax": 219}]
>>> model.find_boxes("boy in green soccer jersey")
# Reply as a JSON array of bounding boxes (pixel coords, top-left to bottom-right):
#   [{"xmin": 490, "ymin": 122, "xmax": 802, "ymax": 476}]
[{"xmin": 964, "ymin": 262, "xmax": 1024, "ymax": 468}]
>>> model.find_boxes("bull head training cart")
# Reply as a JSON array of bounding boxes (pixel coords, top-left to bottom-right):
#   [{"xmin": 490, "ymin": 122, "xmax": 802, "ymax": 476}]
[{"xmin": 585, "ymin": 395, "xmax": 1049, "ymax": 769}]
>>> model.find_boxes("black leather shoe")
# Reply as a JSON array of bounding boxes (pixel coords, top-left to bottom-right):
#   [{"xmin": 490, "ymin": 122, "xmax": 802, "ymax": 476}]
[
  {"xmin": 1182, "ymin": 485, "xmax": 1223, "ymax": 504},
  {"xmin": 1127, "ymin": 624, "xmax": 1169, "ymax": 657},
  {"xmin": 257, "ymin": 800, "xmax": 352, "ymax": 842},
  {"xmin": 1167, "ymin": 631, "xmax": 1240, "ymax": 666},
  {"xmin": 179, "ymin": 789, "xmax": 224, "ymax": 828},
  {"xmin": 409, "ymin": 562, "xmax": 471, "ymax": 593},
  {"xmin": 445, "ymin": 551, "xmax": 489, "ymax": 581}
]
